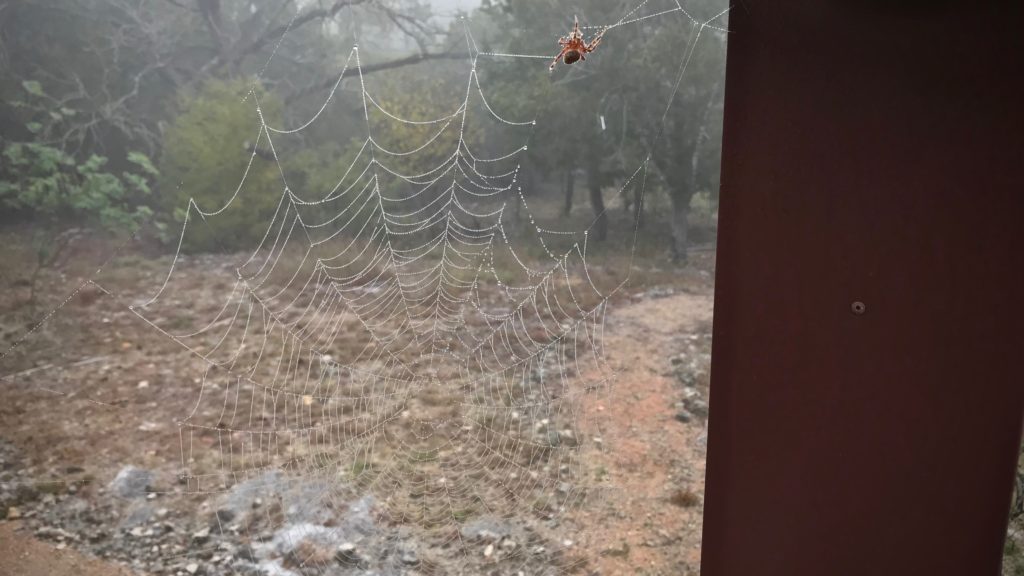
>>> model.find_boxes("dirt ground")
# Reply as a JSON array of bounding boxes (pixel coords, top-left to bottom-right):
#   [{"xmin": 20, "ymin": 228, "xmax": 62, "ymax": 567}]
[
  {"xmin": 0, "ymin": 521, "xmax": 134, "ymax": 576},
  {"xmin": 0, "ymin": 227, "xmax": 719, "ymax": 575},
  {"xmin": 571, "ymin": 289, "xmax": 714, "ymax": 576}
]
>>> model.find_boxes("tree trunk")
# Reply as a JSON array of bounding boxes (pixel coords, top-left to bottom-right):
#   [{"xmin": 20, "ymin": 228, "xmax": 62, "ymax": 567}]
[
  {"xmin": 587, "ymin": 165, "xmax": 608, "ymax": 242},
  {"xmin": 633, "ymin": 175, "xmax": 645, "ymax": 229},
  {"xmin": 669, "ymin": 191, "xmax": 690, "ymax": 263},
  {"xmin": 562, "ymin": 169, "xmax": 575, "ymax": 216}
]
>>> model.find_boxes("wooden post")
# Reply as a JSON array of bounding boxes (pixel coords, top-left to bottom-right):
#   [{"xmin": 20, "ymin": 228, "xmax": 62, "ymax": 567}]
[{"xmin": 701, "ymin": 3, "xmax": 1024, "ymax": 575}]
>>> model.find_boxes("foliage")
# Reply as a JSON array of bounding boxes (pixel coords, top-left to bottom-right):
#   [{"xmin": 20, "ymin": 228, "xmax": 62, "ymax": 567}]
[
  {"xmin": 1, "ymin": 0, "xmax": 728, "ymax": 259},
  {"xmin": 160, "ymin": 79, "xmax": 285, "ymax": 251},
  {"xmin": 0, "ymin": 79, "xmax": 158, "ymax": 232},
  {"xmin": 369, "ymin": 72, "xmax": 484, "ymax": 177}
]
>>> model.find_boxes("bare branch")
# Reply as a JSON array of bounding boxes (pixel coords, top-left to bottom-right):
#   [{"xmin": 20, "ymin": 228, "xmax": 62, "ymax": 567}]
[
  {"xmin": 287, "ymin": 51, "xmax": 470, "ymax": 104},
  {"xmin": 203, "ymin": 0, "xmax": 372, "ymax": 73}
]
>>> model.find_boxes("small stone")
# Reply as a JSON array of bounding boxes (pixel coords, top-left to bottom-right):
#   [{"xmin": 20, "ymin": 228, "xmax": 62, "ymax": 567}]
[
  {"xmin": 686, "ymin": 399, "xmax": 710, "ymax": 418},
  {"xmin": 137, "ymin": 380, "xmax": 150, "ymax": 389},
  {"xmin": 185, "ymin": 562, "xmax": 199, "ymax": 574},
  {"xmin": 336, "ymin": 543, "xmax": 359, "ymax": 565},
  {"xmin": 557, "ymin": 429, "xmax": 578, "ymax": 447},
  {"xmin": 400, "ymin": 547, "xmax": 419, "ymax": 565},
  {"xmin": 675, "ymin": 410, "xmax": 693, "ymax": 423},
  {"xmin": 191, "ymin": 527, "xmax": 210, "ymax": 543},
  {"xmin": 483, "ymin": 543, "xmax": 494, "ymax": 558},
  {"xmin": 6, "ymin": 507, "xmax": 21, "ymax": 520},
  {"xmin": 108, "ymin": 466, "xmax": 153, "ymax": 499}
]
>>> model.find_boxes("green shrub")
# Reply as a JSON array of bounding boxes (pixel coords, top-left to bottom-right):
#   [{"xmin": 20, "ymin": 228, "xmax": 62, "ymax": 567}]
[
  {"xmin": 0, "ymin": 143, "xmax": 157, "ymax": 232},
  {"xmin": 0, "ymin": 81, "xmax": 158, "ymax": 233},
  {"xmin": 160, "ymin": 79, "xmax": 284, "ymax": 251}
]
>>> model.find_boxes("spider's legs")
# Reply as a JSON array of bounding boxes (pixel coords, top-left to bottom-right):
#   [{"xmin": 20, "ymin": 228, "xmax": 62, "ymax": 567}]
[
  {"xmin": 588, "ymin": 28, "xmax": 607, "ymax": 52},
  {"xmin": 550, "ymin": 47, "xmax": 567, "ymax": 71}
]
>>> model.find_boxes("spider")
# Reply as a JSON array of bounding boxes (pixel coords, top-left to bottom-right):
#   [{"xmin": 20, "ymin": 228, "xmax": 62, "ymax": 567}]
[{"xmin": 549, "ymin": 16, "xmax": 606, "ymax": 71}]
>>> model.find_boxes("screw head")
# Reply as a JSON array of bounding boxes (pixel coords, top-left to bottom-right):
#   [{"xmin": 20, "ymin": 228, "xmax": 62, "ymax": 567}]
[{"xmin": 851, "ymin": 301, "xmax": 867, "ymax": 315}]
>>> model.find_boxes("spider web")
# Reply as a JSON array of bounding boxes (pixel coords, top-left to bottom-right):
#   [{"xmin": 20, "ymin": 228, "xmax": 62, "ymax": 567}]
[{"xmin": 1, "ymin": 1, "xmax": 728, "ymax": 573}]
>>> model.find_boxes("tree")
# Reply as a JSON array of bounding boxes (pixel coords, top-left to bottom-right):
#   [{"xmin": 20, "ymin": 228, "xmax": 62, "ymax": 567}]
[
  {"xmin": 0, "ymin": 0, "xmax": 471, "ymax": 244},
  {"xmin": 160, "ymin": 79, "xmax": 283, "ymax": 251},
  {"xmin": 0, "ymin": 81, "xmax": 159, "ymax": 232},
  {"xmin": 480, "ymin": 0, "xmax": 727, "ymax": 257},
  {"xmin": 607, "ymin": 6, "xmax": 726, "ymax": 262}
]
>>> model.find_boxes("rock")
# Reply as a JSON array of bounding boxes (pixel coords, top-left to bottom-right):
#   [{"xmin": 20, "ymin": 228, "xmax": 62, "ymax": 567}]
[
  {"xmin": 335, "ymin": 542, "xmax": 360, "ymax": 565},
  {"xmin": 262, "ymin": 523, "xmax": 340, "ymax": 558},
  {"xmin": 185, "ymin": 562, "xmax": 199, "ymax": 574},
  {"xmin": 686, "ymin": 399, "xmax": 710, "ymax": 418},
  {"xmin": 460, "ymin": 519, "xmax": 512, "ymax": 542},
  {"xmin": 214, "ymin": 508, "xmax": 235, "ymax": 524},
  {"xmin": 400, "ymin": 545, "xmax": 419, "ymax": 565},
  {"xmin": 601, "ymin": 542, "xmax": 631, "ymax": 558},
  {"xmin": 191, "ymin": 527, "xmax": 211, "ymax": 543},
  {"xmin": 557, "ymin": 429, "xmax": 578, "ymax": 447},
  {"xmin": 546, "ymin": 431, "xmax": 561, "ymax": 447},
  {"xmin": 483, "ymin": 543, "xmax": 494, "ymax": 558},
  {"xmin": 235, "ymin": 545, "xmax": 257, "ymax": 562},
  {"xmin": 120, "ymin": 503, "xmax": 155, "ymax": 527},
  {"xmin": 108, "ymin": 466, "xmax": 153, "ymax": 499},
  {"xmin": 674, "ymin": 410, "xmax": 693, "ymax": 423},
  {"xmin": 6, "ymin": 506, "xmax": 21, "ymax": 520}
]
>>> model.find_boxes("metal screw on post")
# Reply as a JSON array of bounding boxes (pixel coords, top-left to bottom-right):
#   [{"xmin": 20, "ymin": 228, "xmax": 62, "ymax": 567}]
[{"xmin": 851, "ymin": 301, "xmax": 867, "ymax": 315}]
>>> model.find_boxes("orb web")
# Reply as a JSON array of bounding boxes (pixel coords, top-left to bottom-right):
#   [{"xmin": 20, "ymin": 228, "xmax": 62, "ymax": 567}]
[{"xmin": 0, "ymin": 1, "xmax": 730, "ymax": 573}]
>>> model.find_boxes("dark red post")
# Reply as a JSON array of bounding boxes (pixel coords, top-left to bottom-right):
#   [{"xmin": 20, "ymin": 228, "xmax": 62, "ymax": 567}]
[{"xmin": 701, "ymin": 3, "xmax": 1024, "ymax": 575}]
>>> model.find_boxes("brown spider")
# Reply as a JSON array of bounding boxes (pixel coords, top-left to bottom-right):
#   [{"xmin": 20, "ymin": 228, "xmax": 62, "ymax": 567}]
[{"xmin": 549, "ymin": 16, "xmax": 606, "ymax": 71}]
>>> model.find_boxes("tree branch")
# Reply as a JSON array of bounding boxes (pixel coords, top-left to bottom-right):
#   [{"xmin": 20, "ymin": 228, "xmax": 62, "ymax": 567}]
[
  {"xmin": 287, "ymin": 51, "xmax": 470, "ymax": 104},
  {"xmin": 205, "ymin": 0, "xmax": 372, "ymax": 73}
]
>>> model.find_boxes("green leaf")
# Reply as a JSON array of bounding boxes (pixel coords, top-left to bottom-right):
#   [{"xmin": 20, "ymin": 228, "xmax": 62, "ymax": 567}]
[
  {"xmin": 21, "ymin": 80, "xmax": 45, "ymax": 97},
  {"xmin": 126, "ymin": 151, "xmax": 159, "ymax": 177},
  {"xmin": 123, "ymin": 172, "xmax": 152, "ymax": 195},
  {"xmin": 78, "ymin": 154, "xmax": 109, "ymax": 174},
  {"xmin": 26, "ymin": 121, "xmax": 43, "ymax": 134}
]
